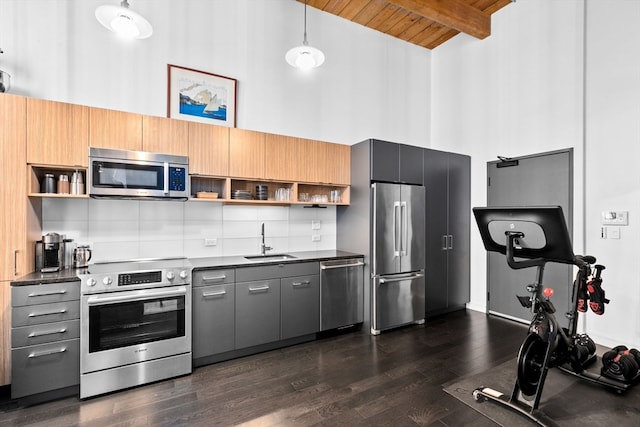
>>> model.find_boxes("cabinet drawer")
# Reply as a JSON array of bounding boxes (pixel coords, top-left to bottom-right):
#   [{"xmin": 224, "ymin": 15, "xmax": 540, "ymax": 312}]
[
  {"xmin": 11, "ymin": 338, "xmax": 80, "ymax": 399},
  {"xmin": 12, "ymin": 300, "xmax": 80, "ymax": 327},
  {"xmin": 193, "ymin": 284, "xmax": 235, "ymax": 358},
  {"xmin": 236, "ymin": 262, "xmax": 319, "ymax": 282},
  {"xmin": 12, "ymin": 281, "xmax": 80, "ymax": 307},
  {"xmin": 12, "ymin": 319, "xmax": 80, "ymax": 348},
  {"xmin": 193, "ymin": 268, "xmax": 235, "ymax": 287}
]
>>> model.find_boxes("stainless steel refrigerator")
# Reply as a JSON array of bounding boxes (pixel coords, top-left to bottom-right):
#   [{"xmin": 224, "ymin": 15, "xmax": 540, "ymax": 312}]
[{"xmin": 371, "ymin": 182, "xmax": 426, "ymax": 334}]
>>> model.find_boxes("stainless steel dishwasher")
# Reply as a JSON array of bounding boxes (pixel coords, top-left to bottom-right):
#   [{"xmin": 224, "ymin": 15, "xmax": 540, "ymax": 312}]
[{"xmin": 320, "ymin": 258, "xmax": 365, "ymax": 331}]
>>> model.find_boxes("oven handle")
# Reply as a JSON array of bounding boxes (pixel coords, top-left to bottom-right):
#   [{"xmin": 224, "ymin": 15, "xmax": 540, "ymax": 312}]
[{"xmin": 87, "ymin": 286, "xmax": 187, "ymax": 306}]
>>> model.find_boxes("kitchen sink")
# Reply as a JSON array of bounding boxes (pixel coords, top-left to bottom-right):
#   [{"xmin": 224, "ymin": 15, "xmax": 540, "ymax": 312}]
[{"xmin": 244, "ymin": 254, "xmax": 297, "ymax": 262}]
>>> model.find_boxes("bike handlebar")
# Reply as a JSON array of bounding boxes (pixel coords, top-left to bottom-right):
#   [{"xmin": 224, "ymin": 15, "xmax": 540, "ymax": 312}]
[{"xmin": 574, "ymin": 255, "xmax": 596, "ymax": 268}]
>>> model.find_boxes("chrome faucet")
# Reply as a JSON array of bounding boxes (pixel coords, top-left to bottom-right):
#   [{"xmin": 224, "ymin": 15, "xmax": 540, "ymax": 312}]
[{"xmin": 260, "ymin": 223, "xmax": 272, "ymax": 256}]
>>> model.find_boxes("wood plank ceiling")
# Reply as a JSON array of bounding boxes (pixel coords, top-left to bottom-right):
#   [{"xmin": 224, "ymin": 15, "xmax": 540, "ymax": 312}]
[{"xmin": 301, "ymin": 0, "xmax": 513, "ymax": 50}]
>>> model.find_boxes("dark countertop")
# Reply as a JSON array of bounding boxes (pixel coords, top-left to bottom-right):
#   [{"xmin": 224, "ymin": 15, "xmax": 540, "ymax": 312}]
[
  {"xmin": 10, "ymin": 268, "xmax": 83, "ymax": 286},
  {"xmin": 11, "ymin": 250, "xmax": 364, "ymax": 285},
  {"xmin": 189, "ymin": 250, "xmax": 363, "ymax": 270}
]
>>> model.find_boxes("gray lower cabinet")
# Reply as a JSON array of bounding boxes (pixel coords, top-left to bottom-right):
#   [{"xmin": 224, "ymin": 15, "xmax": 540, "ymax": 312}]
[
  {"xmin": 11, "ymin": 281, "xmax": 80, "ymax": 399},
  {"xmin": 235, "ymin": 279, "xmax": 281, "ymax": 349},
  {"xmin": 281, "ymin": 274, "xmax": 319, "ymax": 340},
  {"xmin": 192, "ymin": 269, "xmax": 235, "ymax": 362},
  {"xmin": 235, "ymin": 262, "xmax": 320, "ymax": 350},
  {"xmin": 192, "ymin": 262, "xmax": 321, "ymax": 361}
]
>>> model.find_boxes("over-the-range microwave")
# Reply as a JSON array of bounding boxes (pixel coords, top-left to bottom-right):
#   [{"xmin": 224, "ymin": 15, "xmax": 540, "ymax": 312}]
[{"xmin": 88, "ymin": 147, "xmax": 189, "ymax": 200}]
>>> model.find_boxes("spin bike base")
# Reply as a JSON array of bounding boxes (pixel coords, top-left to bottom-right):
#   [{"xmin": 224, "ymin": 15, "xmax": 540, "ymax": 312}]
[{"xmin": 472, "ymin": 354, "xmax": 639, "ymax": 427}]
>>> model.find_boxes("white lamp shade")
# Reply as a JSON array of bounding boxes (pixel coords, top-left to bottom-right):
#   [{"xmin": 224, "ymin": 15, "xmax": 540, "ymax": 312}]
[
  {"xmin": 286, "ymin": 45, "xmax": 325, "ymax": 70},
  {"xmin": 95, "ymin": 4, "xmax": 153, "ymax": 39}
]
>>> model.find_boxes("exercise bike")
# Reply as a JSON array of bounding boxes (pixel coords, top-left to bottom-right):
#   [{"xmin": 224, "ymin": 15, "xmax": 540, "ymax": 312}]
[{"xmin": 471, "ymin": 206, "xmax": 640, "ymax": 426}]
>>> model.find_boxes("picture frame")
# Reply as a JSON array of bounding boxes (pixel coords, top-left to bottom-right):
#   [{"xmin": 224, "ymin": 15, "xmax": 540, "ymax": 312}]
[{"xmin": 167, "ymin": 64, "xmax": 237, "ymax": 127}]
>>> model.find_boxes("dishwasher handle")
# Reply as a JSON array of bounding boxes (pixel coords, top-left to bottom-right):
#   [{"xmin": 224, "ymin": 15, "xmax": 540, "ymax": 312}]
[{"xmin": 320, "ymin": 260, "xmax": 365, "ymax": 270}]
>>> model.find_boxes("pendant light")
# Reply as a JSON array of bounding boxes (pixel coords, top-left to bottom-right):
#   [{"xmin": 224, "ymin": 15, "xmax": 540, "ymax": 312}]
[
  {"xmin": 285, "ymin": 0, "xmax": 325, "ymax": 70},
  {"xmin": 95, "ymin": 0, "xmax": 153, "ymax": 39}
]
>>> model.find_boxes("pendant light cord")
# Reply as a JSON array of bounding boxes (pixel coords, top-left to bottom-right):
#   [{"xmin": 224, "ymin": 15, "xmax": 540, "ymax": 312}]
[{"xmin": 303, "ymin": 0, "xmax": 309, "ymax": 46}]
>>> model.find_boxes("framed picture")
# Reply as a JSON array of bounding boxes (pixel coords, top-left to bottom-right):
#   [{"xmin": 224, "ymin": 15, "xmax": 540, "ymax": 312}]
[{"xmin": 167, "ymin": 64, "xmax": 237, "ymax": 127}]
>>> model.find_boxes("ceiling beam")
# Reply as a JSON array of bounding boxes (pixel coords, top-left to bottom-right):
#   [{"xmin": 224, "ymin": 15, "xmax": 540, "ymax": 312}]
[{"xmin": 384, "ymin": 0, "xmax": 491, "ymax": 40}]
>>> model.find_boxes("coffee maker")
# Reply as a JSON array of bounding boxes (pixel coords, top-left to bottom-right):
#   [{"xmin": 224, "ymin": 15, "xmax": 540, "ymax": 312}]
[{"xmin": 35, "ymin": 233, "xmax": 66, "ymax": 273}]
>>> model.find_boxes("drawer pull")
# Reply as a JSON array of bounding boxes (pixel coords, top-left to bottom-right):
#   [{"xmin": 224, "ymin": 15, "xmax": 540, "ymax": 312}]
[
  {"xmin": 202, "ymin": 290, "xmax": 227, "ymax": 298},
  {"xmin": 292, "ymin": 281, "xmax": 311, "ymax": 288},
  {"xmin": 28, "ymin": 308, "xmax": 67, "ymax": 318},
  {"xmin": 202, "ymin": 275, "xmax": 227, "ymax": 283},
  {"xmin": 28, "ymin": 290, "xmax": 67, "ymax": 297},
  {"xmin": 248, "ymin": 285, "xmax": 270, "ymax": 293},
  {"xmin": 28, "ymin": 328, "xmax": 68, "ymax": 338},
  {"xmin": 28, "ymin": 347, "xmax": 67, "ymax": 358}
]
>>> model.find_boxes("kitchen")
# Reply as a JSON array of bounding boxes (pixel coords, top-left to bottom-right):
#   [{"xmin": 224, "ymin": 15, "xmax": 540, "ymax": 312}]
[{"xmin": 2, "ymin": 0, "xmax": 640, "ymax": 425}]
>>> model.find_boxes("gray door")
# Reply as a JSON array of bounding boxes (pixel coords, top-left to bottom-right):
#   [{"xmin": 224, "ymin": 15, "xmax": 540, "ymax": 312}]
[
  {"xmin": 400, "ymin": 184, "xmax": 426, "ymax": 273},
  {"xmin": 487, "ymin": 149, "xmax": 573, "ymax": 326}
]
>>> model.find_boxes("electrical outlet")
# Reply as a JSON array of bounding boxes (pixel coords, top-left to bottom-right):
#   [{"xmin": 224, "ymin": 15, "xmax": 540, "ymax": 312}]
[
  {"xmin": 311, "ymin": 220, "xmax": 321, "ymax": 230},
  {"xmin": 311, "ymin": 235, "xmax": 321, "ymax": 242},
  {"xmin": 204, "ymin": 238, "xmax": 217, "ymax": 246}
]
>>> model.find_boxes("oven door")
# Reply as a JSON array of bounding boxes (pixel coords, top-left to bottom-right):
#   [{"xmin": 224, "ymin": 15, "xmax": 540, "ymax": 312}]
[{"xmin": 81, "ymin": 285, "xmax": 191, "ymax": 374}]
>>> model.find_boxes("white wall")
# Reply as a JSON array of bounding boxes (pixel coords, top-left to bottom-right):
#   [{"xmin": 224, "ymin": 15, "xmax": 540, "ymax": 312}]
[
  {"xmin": 0, "ymin": 0, "xmax": 431, "ymax": 146},
  {"xmin": 433, "ymin": 0, "xmax": 639, "ymax": 349}
]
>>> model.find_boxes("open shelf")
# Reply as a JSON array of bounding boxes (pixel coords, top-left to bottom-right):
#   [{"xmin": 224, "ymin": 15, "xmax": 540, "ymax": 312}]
[
  {"xmin": 28, "ymin": 164, "xmax": 88, "ymax": 198},
  {"xmin": 189, "ymin": 175, "xmax": 350, "ymax": 206}
]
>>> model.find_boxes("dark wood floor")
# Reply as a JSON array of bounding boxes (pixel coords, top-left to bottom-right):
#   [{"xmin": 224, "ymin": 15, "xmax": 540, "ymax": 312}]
[{"xmin": 0, "ymin": 310, "xmax": 528, "ymax": 426}]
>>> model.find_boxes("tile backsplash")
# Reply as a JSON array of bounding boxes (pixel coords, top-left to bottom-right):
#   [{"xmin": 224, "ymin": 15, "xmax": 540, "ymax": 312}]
[{"xmin": 42, "ymin": 198, "xmax": 337, "ymax": 263}]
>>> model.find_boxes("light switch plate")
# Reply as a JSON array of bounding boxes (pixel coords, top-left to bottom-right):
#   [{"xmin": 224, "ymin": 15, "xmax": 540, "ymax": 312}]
[
  {"xmin": 601, "ymin": 211, "xmax": 628, "ymax": 225},
  {"xmin": 609, "ymin": 227, "xmax": 621, "ymax": 239},
  {"xmin": 311, "ymin": 220, "xmax": 321, "ymax": 230}
]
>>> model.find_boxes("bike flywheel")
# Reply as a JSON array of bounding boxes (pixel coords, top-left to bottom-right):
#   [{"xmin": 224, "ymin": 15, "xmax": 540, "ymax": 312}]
[{"xmin": 517, "ymin": 333, "xmax": 549, "ymax": 398}]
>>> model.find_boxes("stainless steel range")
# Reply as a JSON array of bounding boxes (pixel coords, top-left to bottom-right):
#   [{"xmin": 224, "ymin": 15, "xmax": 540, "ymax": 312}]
[{"xmin": 78, "ymin": 258, "xmax": 192, "ymax": 399}]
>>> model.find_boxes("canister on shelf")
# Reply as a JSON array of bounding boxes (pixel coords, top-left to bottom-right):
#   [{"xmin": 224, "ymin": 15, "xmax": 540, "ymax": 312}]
[
  {"xmin": 41, "ymin": 173, "xmax": 56, "ymax": 193},
  {"xmin": 58, "ymin": 174, "xmax": 70, "ymax": 194}
]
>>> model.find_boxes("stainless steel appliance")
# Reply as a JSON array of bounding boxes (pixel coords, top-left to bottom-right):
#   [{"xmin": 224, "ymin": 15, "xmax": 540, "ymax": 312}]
[
  {"xmin": 78, "ymin": 258, "xmax": 192, "ymax": 399},
  {"xmin": 371, "ymin": 182, "xmax": 426, "ymax": 334},
  {"xmin": 35, "ymin": 232, "xmax": 65, "ymax": 272},
  {"xmin": 88, "ymin": 147, "xmax": 189, "ymax": 200},
  {"xmin": 319, "ymin": 258, "xmax": 365, "ymax": 331},
  {"xmin": 73, "ymin": 245, "xmax": 92, "ymax": 268}
]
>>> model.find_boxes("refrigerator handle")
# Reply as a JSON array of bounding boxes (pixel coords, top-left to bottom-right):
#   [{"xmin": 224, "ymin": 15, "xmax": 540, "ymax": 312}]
[
  {"xmin": 442, "ymin": 235, "xmax": 448, "ymax": 250},
  {"xmin": 400, "ymin": 201, "xmax": 408, "ymax": 256},
  {"xmin": 448, "ymin": 235, "xmax": 454, "ymax": 250},
  {"xmin": 393, "ymin": 201, "xmax": 401, "ymax": 256}
]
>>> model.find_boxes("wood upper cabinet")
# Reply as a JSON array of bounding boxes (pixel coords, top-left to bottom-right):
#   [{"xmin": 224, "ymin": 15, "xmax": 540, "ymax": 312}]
[
  {"xmin": 188, "ymin": 122, "xmax": 229, "ymax": 176},
  {"xmin": 142, "ymin": 115, "xmax": 189, "ymax": 157},
  {"xmin": 326, "ymin": 142, "xmax": 350, "ymax": 185},
  {"xmin": 296, "ymin": 138, "xmax": 325, "ymax": 184},
  {"xmin": 89, "ymin": 107, "xmax": 143, "ymax": 151},
  {"xmin": 265, "ymin": 133, "xmax": 299, "ymax": 182},
  {"xmin": 296, "ymin": 139, "xmax": 350, "ymax": 185},
  {"xmin": 229, "ymin": 128, "xmax": 265, "ymax": 179},
  {"xmin": 90, "ymin": 110, "xmax": 188, "ymax": 156},
  {"xmin": 26, "ymin": 98, "xmax": 88, "ymax": 167}
]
